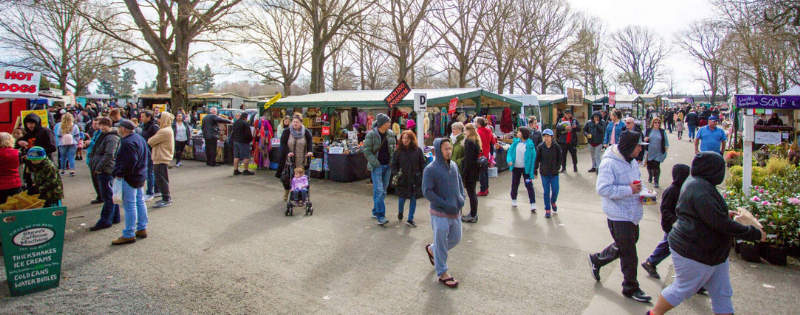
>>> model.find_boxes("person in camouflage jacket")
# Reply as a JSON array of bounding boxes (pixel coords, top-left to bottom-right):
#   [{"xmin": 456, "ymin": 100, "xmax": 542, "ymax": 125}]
[{"xmin": 27, "ymin": 153, "xmax": 64, "ymax": 206}]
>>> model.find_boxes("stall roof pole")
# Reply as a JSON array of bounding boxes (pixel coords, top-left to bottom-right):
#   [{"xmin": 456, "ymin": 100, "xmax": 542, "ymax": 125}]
[
  {"xmin": 742, "ymin": 113, "xmax": 754, "ymax": 197},
  {"xmin": 473, "ymin": 96, "xmax": 481, "ymax": 114}
]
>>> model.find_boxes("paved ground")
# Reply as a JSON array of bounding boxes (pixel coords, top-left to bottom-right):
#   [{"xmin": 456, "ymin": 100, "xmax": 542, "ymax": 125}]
[{"xmin": 1, "ymin": 131, "xmax": 799, "ymax": 315}]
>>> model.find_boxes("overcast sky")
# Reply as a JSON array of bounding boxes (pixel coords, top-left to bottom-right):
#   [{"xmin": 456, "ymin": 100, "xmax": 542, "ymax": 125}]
[{"xmin": 128, "ymin": 0, "xmax": 718, "ymax": 96}]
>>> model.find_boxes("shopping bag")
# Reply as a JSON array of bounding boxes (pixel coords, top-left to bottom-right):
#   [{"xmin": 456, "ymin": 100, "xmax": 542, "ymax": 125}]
[{"xmin": 112, "ymin": 179, "xmax": 123, "ymax": 203}]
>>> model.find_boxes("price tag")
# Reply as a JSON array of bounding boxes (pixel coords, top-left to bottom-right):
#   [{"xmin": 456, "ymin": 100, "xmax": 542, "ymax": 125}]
[{"xmin": 329, "ymin": 147, "xmax": 344, "ymax": 154}]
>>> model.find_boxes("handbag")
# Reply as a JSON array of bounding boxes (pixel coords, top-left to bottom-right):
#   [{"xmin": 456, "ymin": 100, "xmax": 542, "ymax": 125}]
[
  {"xmin": 391, "ymin": 169, "xmax": 403, "ymax": 187},
  {"xmin": 477, "ymin": 156, "xmax": 489, "ymax": 169}
]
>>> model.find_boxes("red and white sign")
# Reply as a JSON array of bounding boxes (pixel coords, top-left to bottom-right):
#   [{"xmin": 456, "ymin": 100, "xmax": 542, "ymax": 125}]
[
  {"xmin": 0, "ymin": 68, "xmax": 41, "ymax": 99},
  {"xmin": 608, "ymin": 91, "xmax": 616, "ymax": 106},
  {"xmin": 448, "ymin": 97, "xmax": 458, "ymax": 114},
  {"xmin": 321, "ymin": 126, "xmax": 330, "ymax": 136}
]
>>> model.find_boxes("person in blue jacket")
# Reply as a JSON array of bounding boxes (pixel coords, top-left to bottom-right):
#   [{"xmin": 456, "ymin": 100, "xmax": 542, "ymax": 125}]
[
  {"xmin": 507, "ymin": 127, "xmax": 537, "ymax": 212},
  {"xmin": 604, "ymin": 109, "xmax": 625, "ymax": 148}
]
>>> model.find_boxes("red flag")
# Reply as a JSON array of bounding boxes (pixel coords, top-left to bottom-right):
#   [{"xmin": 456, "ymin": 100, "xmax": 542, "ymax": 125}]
[{"xmin": 448, "ymin": 97, "xmax": 458, "ymax": 114}]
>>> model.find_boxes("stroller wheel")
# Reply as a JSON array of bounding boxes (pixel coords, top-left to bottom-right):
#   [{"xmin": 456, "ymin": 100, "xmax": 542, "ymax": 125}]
[{"xmin": 309, "ymin": 207, "xmax": 313, "ymax": 215}]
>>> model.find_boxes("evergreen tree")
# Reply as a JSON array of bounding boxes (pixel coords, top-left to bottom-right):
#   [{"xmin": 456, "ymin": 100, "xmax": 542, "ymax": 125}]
[{"xmin": 119, "ymin": 68, "xmax": 137, "ymax": 95}]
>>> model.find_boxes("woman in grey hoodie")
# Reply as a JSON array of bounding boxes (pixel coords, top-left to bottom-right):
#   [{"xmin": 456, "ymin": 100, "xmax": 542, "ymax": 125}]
[{"xmin": 423, "ymin": 138, "xmax": 466, "ymax": 288}]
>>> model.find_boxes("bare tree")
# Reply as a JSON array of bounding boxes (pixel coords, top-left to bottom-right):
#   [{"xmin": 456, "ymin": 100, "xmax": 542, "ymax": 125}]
[
  {"xmin": 360, "ymin": 0, "xmax": 439, "ymax": 85},
  {"xmin": 270, "ymin": 0, "xmax": 375, "ymax": 93},
  {"xmin": 431, "ymin": 0, "xmax": 498, "ymax": 88},
  {"xmin": 481, "ymin": 0, "xmax": 525, "ymax": 93},
  {"xmin": 675, "ymin": 20, "xmax": 727, "ymax": 104},
  {"xmin": 229, "ymin": 2, "xmax": 310, "ymax": 96},
  {"xmin": 608, "ymin": 25, "xmax": 668, "ymax": 94},
  {"xmin": 516, "ymin": 0, "xmax": 580, "ymax": 94},
  {"xmin": 121, "ymin": 0, "xmax": 242, "ymax": 109},
  {"xmin": 569, "ymin": 14, "xmax": 607, "ymax": 95},
  {"xmin": 0, "ymin": 0, "xmax": 117, "ymax": 95}
]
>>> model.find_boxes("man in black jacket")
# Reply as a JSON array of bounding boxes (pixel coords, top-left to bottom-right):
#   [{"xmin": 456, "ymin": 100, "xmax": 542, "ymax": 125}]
[
  {"xmin": 112, "ymin": 120, "xmax": 151, "ymax": 245},
  {"xmin": 555, "ymin": 109, "xmax": 580, "ymax": 173},
  {"xmin": 583, "ymin": 111, "xmax": 606, "ymax": 172},
  {"xmin": 139, "ymin": 110, "xmax": 159, "ymax": 199},
  {"xmin": 230, "ymin": 112, "xmax": 254, "ymax": 175},
  {"xmin": 664, "ymin": 109, "xmax": 674, "ymax": 133},
  {"xmin": 17, "ymin": 113, "xmax": 58, "ymax": 192},
  {"xmin": 641, "ymin": 164, "xmax": 690, "ymax": 279},
  {"xmin": 648, "ymin": 152, "xmax": 765, "ymax": 315},
  {"xmin": 89, "ymin": 117, "xmax": 121, "ymax": 231},
  {"xmin": 201, "ymin": 107, "xmax": 232, "ymax": 166}
]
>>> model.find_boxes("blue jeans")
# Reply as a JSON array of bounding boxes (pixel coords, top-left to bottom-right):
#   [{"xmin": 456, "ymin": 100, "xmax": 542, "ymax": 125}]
[
  {"xmin": 661, "ymin": 250, "xmax": 734, "ymax": 314},
  {"xmin": 370, "ymin": 165, "xmax": 391, "ymax": 219},
  {"xmin": 398, "ymin": 197, "xmax": 417, "ymax": 221},
  {"xmin": 647, "ymin": 233, "xmax": 671, "ymax": 266},
  {"xmin": 146, "ymin": 157, "xmax": 159, "ymax": 195},
  {"xmin": 96, "ymin": 173, "xmax": 120, "ymax": 227},
  {"xmin": 121, "ymin": 180, "xmax": 148, "ymax": 238},
  {"xmin": 58, "ymin": 145, "xmax": 77, "ymax": 170},
  {"xmin": 541, "ymin": 175, "xmax": 559, "ymax": 210},
  {"xmin": 479, "ymin": 168, "xmax": 489, "ymax": 192},
  {"xmin": 688, "ymin": 125, "xmax": 697, "ymax": 139},
  {"xmin": 291, "ymin": 188, "xmax": 308, "ymax": 201},
  {"xmin": 430, "ymin": 215, "xmax": 462, "ymax": 277}
]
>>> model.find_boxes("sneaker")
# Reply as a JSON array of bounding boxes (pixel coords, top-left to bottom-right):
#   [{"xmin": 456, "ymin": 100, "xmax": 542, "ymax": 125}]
[
  {"xmin": 545, "ymin": 210, "xmax": 551, "ymax": 218},
  {"xmin": 511, "ymin": 200, "xmax": 517, "ymax": 207},
  {"xmin": 154, "ymin": 192, "xmax": 162, "ymax": 198},
  {"xmin": 233, "ymin": 169, "xmax": 242, "ymax": 176},
  {"xmin": 552, "ymin": 203, "xmax": 558, "ymax": 213},
  {"xmin": 654, "ymin": 182, "xmax": 659, "ymax": 188},
  {"xmin": 60, "ymin": 170, "xmax": 65, "ymax": 175},
  {"xmin": 574, "ymin": 165, "xmax": 578, "ymax": 172},
  {"xmin": 641, "ymin": 261, "xmax": 660, "ymax": 279},
  {"xmin": 398, "ymin": 212, "xmax": 404, "ymax": 221},
  {"xmin": 176, "ymin": 162, "xmax": 182, "ymax": 167},
  {"xmin": 153, "ymin": 200, "xmax": 172, "ymax": 208},
  {"xmin": 624, "ymin": 289, "xmax": 652, "ymax": 302},
  {"xmin": 144, "ymin": 195, "xmax": 154, "ymax": 201},
  {"xmin": 461, "ymin": 215, "xmax": 477, "ymax": 223},
  {"xmin": 588, "ymin": 168, "xmax": 597, "ymax": 173},
  {"xmin": 559, "ymin": 168, "xmax": 566, "ymax": 173},
  {"xmin": 530, "ymin": 204, "xmax": 537, "ymax": 213},
  {"xmin": 69, "ymin": 172, "xmax": 75, "ymax": 177},
  {"xmin": 242, "ymin": 170, "xmax": 255, "ymax": 176},
  {"xmin": 477, "ymin": 190, "xmax": 488, "ymax": 196},
  {"xmin": 406, "ymin": 220, "xmax": 417, "ymax": 228},
  {"xmin": 377, "ymin": 217, "xmax": 389, "ymax": 225},
  {"xmin": 371, "ymin": 213, "xmax": 377, "ymax": 219},
  {"xmin": 588, "ymin": 255, "xmax": 600, "ymax": 281},
  {"xmin": 696, "ymin": 287, "xmax": 707, "ymax": 295},
  {"xmin": 90, "ymin": 199, "xmax": 103, "ymax": 205}
]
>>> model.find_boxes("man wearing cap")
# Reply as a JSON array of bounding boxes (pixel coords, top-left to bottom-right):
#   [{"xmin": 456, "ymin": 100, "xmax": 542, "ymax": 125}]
[
  {"xmin": 556, "ymin": 109, "xmax": 580, "ymax": 173},
  {"xmin": 363, "ymin": 113, "xmax": 395, "ymax": 225},
  {"xmin": 588, "ymin": 130, "xmax": 651, "ymax": 303},
  {"xmin": 112, "ymin": 119, "xmax": 150, "ymax": 245},
  {"xmin": 694, "ymin": 116, "xmax": 726, "ymax": 155}
]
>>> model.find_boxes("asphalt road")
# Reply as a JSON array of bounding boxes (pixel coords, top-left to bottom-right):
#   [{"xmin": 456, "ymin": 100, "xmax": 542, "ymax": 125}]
[{"xmin": 1, "ymin": 130, "xmax": 798, "ymax": 315}]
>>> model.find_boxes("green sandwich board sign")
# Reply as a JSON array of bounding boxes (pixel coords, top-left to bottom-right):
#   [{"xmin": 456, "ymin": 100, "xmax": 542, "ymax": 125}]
[{"xmin": 0, "ymin": 206, "xmax": 67, "ymax": 296}]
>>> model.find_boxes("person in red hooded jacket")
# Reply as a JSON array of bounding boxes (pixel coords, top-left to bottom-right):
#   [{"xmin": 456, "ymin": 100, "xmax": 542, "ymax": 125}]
[
  {"xmin": 475, "ymin": 117, "xmax": 497, "ymax": 196},
  {"xmin": 0, "ymin": 132, "xmax": 22, "ymax": 204}
]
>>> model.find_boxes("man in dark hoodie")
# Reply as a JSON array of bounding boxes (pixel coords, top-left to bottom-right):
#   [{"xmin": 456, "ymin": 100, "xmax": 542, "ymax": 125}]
[
  {"xmin": 647, "ymin": 152, "xmax": 766, "ymax": 315},
  {"xmin": 583, "ymin": 111, "xmax": 606, "ymax": 172},
  {"xmin": 139, "ymin": 110, "xmax": 160, "ymax": 200},
  {"xmin": 423, "ymin": 138, "xmax": 466, "ymax": 289},
  {"xmin": 17, "ymin": 113, "xmax": 58, "ymax": 191},
  {"xmin": 88, "ymin": 117, "xmax": 121, "ymax": 231},
  {"xmin": 641, "ymin": 164, "xmax": 690, "ymax": 279}
]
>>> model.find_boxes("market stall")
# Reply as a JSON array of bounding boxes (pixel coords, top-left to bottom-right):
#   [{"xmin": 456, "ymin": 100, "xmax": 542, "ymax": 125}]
[{"xmin": 268, "ymin": 88, "xmax": 522, "ymax": 182}]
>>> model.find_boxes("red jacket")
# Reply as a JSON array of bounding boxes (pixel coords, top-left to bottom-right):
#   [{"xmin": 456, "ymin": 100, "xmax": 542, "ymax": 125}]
[
  {"xmin": 0, "ymin": 147, "xmax": 22, "ymax": 190},
  {"xmin": 476, "ymin": 126, "xmax": 496, "ymax": 159}
]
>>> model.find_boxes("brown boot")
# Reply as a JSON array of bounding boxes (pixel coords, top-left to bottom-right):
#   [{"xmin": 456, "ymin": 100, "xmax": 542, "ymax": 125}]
[
  {"xmin": 111, "ymin": 237, "xmax": 136, "ymax": 245},
  {"xmin": 283, "ymin": 190, "xmax": 289, "ymax": 201},
  {"xmin": 135, "ymin": 229, "xmax": 147, "ymax": 239}
]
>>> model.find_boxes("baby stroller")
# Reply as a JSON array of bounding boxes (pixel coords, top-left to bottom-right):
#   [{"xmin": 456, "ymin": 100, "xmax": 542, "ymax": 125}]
[{"xmin": 281, "ymin": 161, "xmax": 313, "ymax": 216}]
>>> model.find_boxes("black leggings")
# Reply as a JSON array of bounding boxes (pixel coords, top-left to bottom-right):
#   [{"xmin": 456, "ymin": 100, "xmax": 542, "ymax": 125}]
[
  {"xmin": 175, "ymin": 141, "xmax": 187, "ymax": 163},
  {"xmin": 646, "ymin": 160, "xmax": 661, "ymax": 183},
  {"xmin": 464, "ymin": 180, "xmax": 478, "ymax": 217}
]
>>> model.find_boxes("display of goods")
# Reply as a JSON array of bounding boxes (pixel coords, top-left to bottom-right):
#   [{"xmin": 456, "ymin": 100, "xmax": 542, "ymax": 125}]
[
  {"xmin": 639, "ymin": 188, "xmax": 657, "ymax": 205},
  {"xmin": 0, "ymin": 191, "xmax": 45, "ymax": 211}
]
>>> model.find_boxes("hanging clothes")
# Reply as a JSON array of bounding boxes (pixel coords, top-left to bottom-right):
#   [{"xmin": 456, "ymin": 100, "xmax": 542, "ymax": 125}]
[{"xmin": 501, "ymin": 108, "xmax": 513, "ymax": 133}]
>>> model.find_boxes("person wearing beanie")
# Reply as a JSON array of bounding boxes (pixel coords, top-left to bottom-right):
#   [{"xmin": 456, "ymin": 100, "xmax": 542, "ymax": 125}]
[
  {"xmin": 25, "ymin": 146, "xmax": 64, "ymax": 207},
  {"xmin": 588, "ymin": 131, "xmax": 652, "ymax": 302},
  {"xmin": 647, "ymin": 152, "xmax": 766, "ymax": 315},
  {"xmin": 363, "ymin": 113, "xmax": 395, "ymax": 225}
]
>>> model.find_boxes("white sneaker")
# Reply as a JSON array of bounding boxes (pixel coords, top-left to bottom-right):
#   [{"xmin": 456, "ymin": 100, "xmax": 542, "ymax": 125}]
[
  {"xmin": 511, "ymin": 200, "xmax": 517, "ymax": 207},
  {"xmin": 531, "ymin": 204, "xmax": 537, "ymax": 211},
  {"xmin": 144, "ymin": 195, "xmax": 154, "ymax": 201}
]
